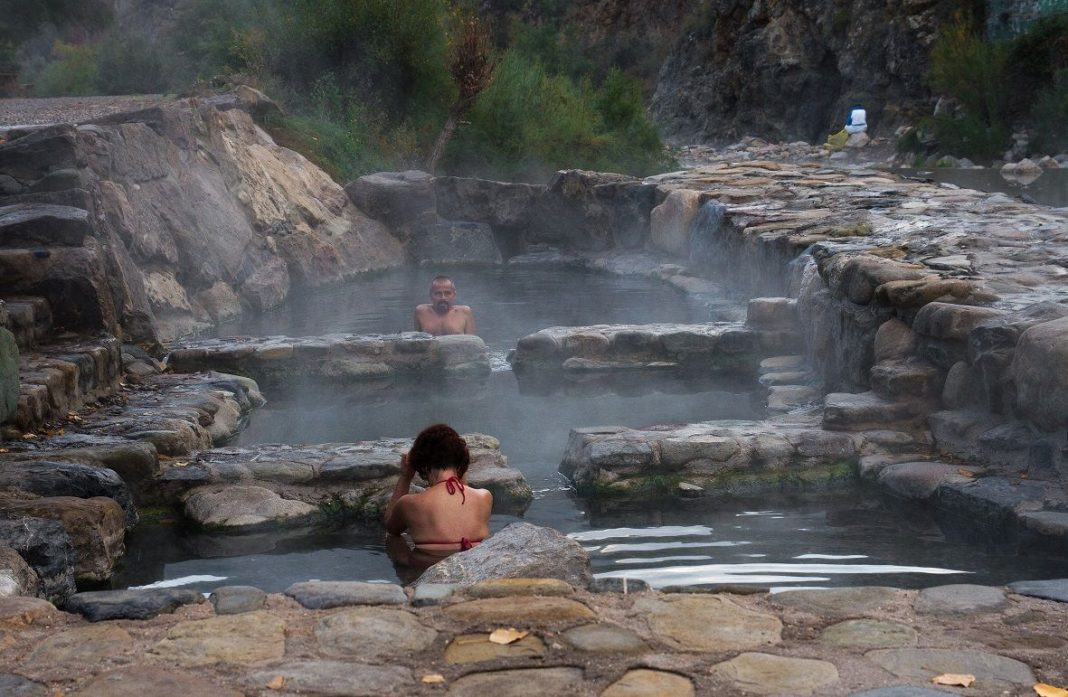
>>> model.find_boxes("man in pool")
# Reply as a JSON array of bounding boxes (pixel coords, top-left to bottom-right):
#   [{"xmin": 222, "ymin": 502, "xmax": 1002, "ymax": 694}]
[{"xmin": 414, "ymin": 276, "xmax": 476, "ymax": 335}]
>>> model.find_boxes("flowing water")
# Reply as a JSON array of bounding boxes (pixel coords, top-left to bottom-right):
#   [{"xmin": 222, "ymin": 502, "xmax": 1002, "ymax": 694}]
[{"xmin": 114, "ymin": 268, "xmax": 1068, "ymax": 592}]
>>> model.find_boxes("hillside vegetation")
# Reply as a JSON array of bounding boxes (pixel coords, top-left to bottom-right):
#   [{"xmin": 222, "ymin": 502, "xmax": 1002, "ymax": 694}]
[{"xmin": 3, "ymin": 0, "xmax": 673, "ymax": 182}]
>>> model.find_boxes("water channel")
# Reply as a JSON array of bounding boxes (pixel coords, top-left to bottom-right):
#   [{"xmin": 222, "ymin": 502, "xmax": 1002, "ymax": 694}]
[{"xmin": 114, "ymin": 268, "xmax": 1068, "ymax": 592}]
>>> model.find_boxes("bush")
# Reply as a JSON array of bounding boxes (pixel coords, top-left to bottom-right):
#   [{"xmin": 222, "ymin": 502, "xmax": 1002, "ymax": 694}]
[
  {"xmin": 1032, "ymin": 69, "xmax": 1068, "ymax": 154},
  {"xmin": 32, "ymin": 41, "xmax": 98, "ymax": 96},
  {"xmin": 95, "ymin": 32, "xmax": 166, "ymax": 95}
]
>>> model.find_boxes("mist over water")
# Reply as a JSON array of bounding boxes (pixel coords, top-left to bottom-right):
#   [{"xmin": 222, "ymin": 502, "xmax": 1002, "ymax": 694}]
[{"xmin": 116, "ymin": 268, "xmax": 1068, "ymax": 591}]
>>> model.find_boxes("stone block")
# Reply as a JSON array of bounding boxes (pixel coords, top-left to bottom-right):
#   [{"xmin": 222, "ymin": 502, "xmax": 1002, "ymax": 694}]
[
  {"xmin": 1011, "ymin": 317, "xmax": 1068, "ymax": 430},
  {"xmin": 873, "ymin": 319, "xmax": 916, "ymax": 362},
  {"xmin": 344, "ymin": 170, "xmax": 436, "ymax": 230},
  {"xmin": 183, "ymin": 485, "xmax": 318, "ymax": 528},
  {"xmin": 433, "ymin": 176, "xmax": 541, "ymax": 228},
  {"xmin": 823, "ymin": 392, "xmax": 929, "ymax": 431},
  {"xmin": 0, "ymin": 203, "xmax": 91, "ymax": 247},
  {"xmin": 746, "ymin": 297, "xmax": 797, "ymax": 329},
  {"xmin": 285, "ymin": 581, "xmax": 406, "ymax": 609},
  {"xmin": 65, "ymin": 588, "xmax": 204, "ymax": 621},
  {"xmin": 0, "ymin": 460, "xmax": 138, "ymax": 528},
  {"xmin": 650, "ymin": 189, "xmax": 701, "ymax": 256},
  {"xmin": 913, "ymin": 302, "xmax": 1004, "ymax": 341},
  {"xmin": 0, "ymin": 518, "xmax": 75, "ymax": 603},
  {"xmin": 878, "ymin": 462, "xmax": 977, "ymax": 501},
  {"xmin": 2, "ymin": 497, "xmax": 125, "ymax": 582},
  {"xmin": 869, "ymin": 359, "xmax": 943, "ymax": 400},
  {"xmin": 409, "ymin": 220, "xmax": 502, "ymax": 266}
]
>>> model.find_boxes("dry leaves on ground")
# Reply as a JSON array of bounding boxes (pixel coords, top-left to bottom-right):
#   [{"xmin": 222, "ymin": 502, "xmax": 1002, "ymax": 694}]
[
  {"xmin": 266, "ymin": 675, "xmax": 286, "ymax": 690},
  {"xmin": 932, "ymin": 673, "xmax": 975, "ymax": 687},
  {"xmin": 489, "ymin": 628, "xmax": 530, "ymax": 645},
  {"xmin": 1035, "ymin": 684, "xmax": 1068, "ymax": 697}
]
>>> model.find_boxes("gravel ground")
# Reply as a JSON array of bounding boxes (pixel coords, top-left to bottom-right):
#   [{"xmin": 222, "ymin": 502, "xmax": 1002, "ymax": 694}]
[{"xmin": 0, "ymin": 95, "xmax": 167, "ymax": 129}]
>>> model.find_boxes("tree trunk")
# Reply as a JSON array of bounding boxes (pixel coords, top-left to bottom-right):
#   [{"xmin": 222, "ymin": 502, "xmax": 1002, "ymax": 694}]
[{"xmin": 426, "ymin": 108, "xmax": 462, "ymax": 175}]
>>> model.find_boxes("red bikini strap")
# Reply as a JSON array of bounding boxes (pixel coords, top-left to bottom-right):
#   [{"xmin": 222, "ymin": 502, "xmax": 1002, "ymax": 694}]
[{"xmin": 443, "ymin": 476, "xmax": 466, "ymax": 504}]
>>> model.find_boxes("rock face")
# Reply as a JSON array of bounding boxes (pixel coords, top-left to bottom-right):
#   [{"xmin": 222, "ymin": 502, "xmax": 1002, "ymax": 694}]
[
  {"xmin": 650, "ymin": 0, "xmax": 962, "ymax": 142},
  {"xmin": 412, "ymin": 522, "xmax": 592, "ymax": 588},
  {"xmin": 0, "ymin": 518, "xmax": 75, "ymax": 603},
  {"xmin": 0, "ymin": 99, "xmax": 405, "ymax": 344},
  {"xmin": 408, "ymin": 220, "xmax": 502, "ymax": 266},
  {"xmin": 0, "ymin": 546, "xmax": 39, "ymax": 597},
  {"xmin": 0, "ymin": 460, "xmax": 137, "ymax": 528},
  {"xmin": 1011, "ymin": 317, "xmax": 1068, "ymax": 430}
]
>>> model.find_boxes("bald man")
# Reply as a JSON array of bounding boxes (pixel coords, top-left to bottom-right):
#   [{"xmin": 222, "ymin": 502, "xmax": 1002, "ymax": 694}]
[{"xmin": 414, "ymin": 276, "xmax": 476, "ymax": 336}]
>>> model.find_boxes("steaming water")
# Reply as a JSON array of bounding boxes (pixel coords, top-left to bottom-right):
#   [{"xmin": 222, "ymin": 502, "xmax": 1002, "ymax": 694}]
[
  {"xmin": 896, "ymin": 167, "xmax": 1068, "ymax": 207},
  {"xmin": 113, "ymin": 268, "xmax": 1068, "ymax": 591}
]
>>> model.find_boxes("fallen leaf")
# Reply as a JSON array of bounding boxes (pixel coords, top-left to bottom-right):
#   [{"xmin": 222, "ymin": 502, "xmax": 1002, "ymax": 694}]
[
  {"xmin": 932, "ymin": 673, "xmax": 975, "ymax": 687},
  {"xmin": 957, "ymin": 468, "xmax": 975, "ymax": 477},
  {"xmin": 0, "ymin": 448, "xmax": 8, "ymax": 453},
  {"xmin": 489, "ymin": 627, "xmax": 529, "ymax": 645},
  {"xmin": 421, "ymin": 674, "xmax": 446, "ymax": 684},
  {"xmin": 1035, "ymin": 683, "xmax": 1068, "ymax": 697},
  {"xmin": 265, "ymin": 675, "xmax": 285, "ymax": 690}
]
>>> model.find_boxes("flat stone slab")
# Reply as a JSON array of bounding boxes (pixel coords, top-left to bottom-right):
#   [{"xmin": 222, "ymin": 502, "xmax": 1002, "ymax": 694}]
[
  {"xmin": 819, "ymin": 619, "xmax": 917, "ymax": 648},
  {"xmin": 635, "ymin": 595, "xmax": 781, "ymax": 651},
  {"xmin": 877, "ymin": 462, "xmax": 977, "ymax": 501},
  {"xmin": 444, "ymin": 596, "xmax": 596, "ymax": 625},
  {"xmin": 150, "ymin": 611, "xmax": 286, "ymax": 666},
  {"xmin": 285, "ymin": 581, "xmax": 406, "ymax": 609},
  {"xmin": 466, "ymin": 578, "xmax": 574, "ymax": 598},
  {"xmin": 244, "ymin": 661, "xmax": 413, "ymax": 697},
  {"xmin": 445, "ymin": 667, "xmax": 584, "ymax": 697},
  {"xmin": 444, "ymin": 632, "xmax": 546, "ymax": 663},
  {"xmin": 0, "ymin": 596, "xmax": 58, "ymax": 629},
  {"xmin": 0, "ymin": 674, "xmax": 48, "ymax": 697},
  {"xmin": 1008, "ymin": 578, "xmax": 1068, "ymax": 603},
  {"xmin": 74, "ymin": 666, "xmax": 244, "ymax": 697},
  {"xmin": 65, "ymin": 588, "xmax": 204, "ymax": 621},
  {"xmin": 562, "ymin": 623, "xmax": 649, "ymax": 653},
  {"xmin": 772, "ymin": 586, "xmax": 908, "ymax": 618},
  {"xmin": 315, "ymin": 607, "xmax": 437, "ymax": 658},
  {"xmin": 22, "ymin": 624, "xmax": 133, "ymax": 681},
  {"xmin": 209, "ymin": 585, "xmax": 266, "ymax": 615},
  {"xmin": 601, "ymin": 669, "xmax": 695, "ymax": 697},
  {"xmin": 847, "ymin": 689, "xmax": 958, "ymax": 697},
  {"xmin": 167, "ymin": 332, "xmax": 490, "ymax": 381},
  {"xmin": 915, "ymin": 584, "xmax": 1007, "ymax": 614},
  {"xmin": 712, "ymin": 652, "xmax": 839, "ymax": 696},
  {"xmin": 865, "ymin": 648, "xmax": 1036, "ymax": 686},
  {"xmin": 183, "ymin": 485, "xmax": 318, "ymax": 528}
]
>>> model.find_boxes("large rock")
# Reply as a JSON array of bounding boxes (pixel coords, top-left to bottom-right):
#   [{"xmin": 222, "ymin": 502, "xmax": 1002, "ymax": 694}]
[
  {"xmin": 65, "ymin": 588, "xmax": 204, "ymax": 621},
  {"xmin": 183, "ymin": 485, "xmax": 318, "ymax": 528},
  {"xmin": 0, "ymin": 460, "xmax": 137, "ymax": 528},
  {"xmin": 433, "ymin": 176, "xmax": 542, "ymax": 229},
  {"xmin": 530, "ymin": 170, "xmax": 651, "ymax": 251},
  {"xmin": 344, "ymin": 170, "xmax": 437, "ymax": 231},
  {"xmin": 0, "ymin": 327, "xmax": 15, "ymax": 424},
  {"xmin": 650, "ymin": 189, "xmax": 702, "ymax": 256},
  {"xmin": 408, "ymin": 220, "xmax": 502, "ymax": 266},
  {"xmin": 412, "ymin": 522, "xmax": 591, "ymax": 589},
  {"xmin": 0, "ymin": 518, "xmax": 75, "ymax": 603},
  {"xmin": 0, "ymin": 546, "xmax": 39, "ymax": 597},
  {"xmin": 0, "ymin": 203, "xmax": 91, "ymax": 247},
  {"xmin": 1011, "ymin": 317, "xmax": 1068, "ymax": 430},
  {"xmin": 1, "ymin": 497, "xmax": 125, "ymax": 582}
]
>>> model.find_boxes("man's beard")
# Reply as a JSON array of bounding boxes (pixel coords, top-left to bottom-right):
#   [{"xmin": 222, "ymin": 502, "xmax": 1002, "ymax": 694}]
[{"xmin": 434, "ymin": 301, "xmax": 450, "ymax": 314}]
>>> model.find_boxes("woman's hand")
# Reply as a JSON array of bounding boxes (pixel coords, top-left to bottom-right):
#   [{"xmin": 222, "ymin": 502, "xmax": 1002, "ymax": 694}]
[{"xmin": 399, "ymin": 452, "xmax": 416, "ymax": 481}]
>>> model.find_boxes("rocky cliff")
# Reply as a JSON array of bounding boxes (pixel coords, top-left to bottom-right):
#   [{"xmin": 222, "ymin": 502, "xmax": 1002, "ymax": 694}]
[
  {"xmin": 648, "ymin": 0, "xmax": 966, "ymax": 143},
  {"xmin": 0, "ymin": 97, "xmax": 404, "ymax": 344}
]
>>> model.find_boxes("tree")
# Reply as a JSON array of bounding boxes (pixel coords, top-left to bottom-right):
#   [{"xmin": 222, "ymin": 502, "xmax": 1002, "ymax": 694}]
[{"xmin": 426, "ymin": 16, "xmax": 496, "ymax": 174}]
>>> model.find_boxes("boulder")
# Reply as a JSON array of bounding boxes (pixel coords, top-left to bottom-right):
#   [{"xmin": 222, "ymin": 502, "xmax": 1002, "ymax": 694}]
[
  {"xmin": 183, "ymin": 485, "xmax": 318, "ymax": 528},
  {"xmin": 0, "ymin": 204, "xmax": 91, "ymax": 247},
  {"xmin": 530, "ymin": 170, "xmax": 648, "ymax": 251},
  {"xmin": 1011, "ymin": 317, "xmax": 1068, "ymax": 430},
  {"xmin": 0, "ymin": 518, "xmax": 75, "ymax": 603},
  {"xmin": 412, "ymin": 522, "xmax": 591, "ymax": 589},
  {"xmin": 0, "ymin": 546, "xmax": 39, "ymax": 597},
  {"xmin": 1, "ymin": 497, "xmax": 125, "ymax": 582},
  {"xmin": 65, "ymin": 588, "xmax": 204, "ymax": 621},
  {"xmin": 344, "ymin": 170, "xmax": 437, "ymax": 231},
  {"xmin": 913, "ymin": 302, "xmax": 1004, "ymax": 341},
  {"xmin": 0, "ymin": 328, "xmax": 16, "ymax": 424},
  {"xmin": 650, "ymin": 189, "xmax": 702, "ymax": 256},
  {"xmin": 433, "ymin": 176, "xmax": 542, "ymax": 228},
  {"xmin": 873, "ymin": 319, "xmax": 916, "ymax": 362},
  {"xmin": 408, "ymin": 220, "xmax": 502, "ymax": 266},
  {"xmin": 0, "ymin": 460, "xmax": 137, "ymax": 528}
]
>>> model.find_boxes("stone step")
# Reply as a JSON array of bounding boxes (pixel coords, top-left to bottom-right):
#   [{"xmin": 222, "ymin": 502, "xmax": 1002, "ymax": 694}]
[
  {"xmin": 1, "ymin": 295, "xmax": 53, "ymax": 349},
  {"xmin": 14, "ymin": 336, "xmax": 122, "ymax": 431},
  {"xmin": 0, "ymin": 203, "xmax": 91, "ymax": 249},
  {"xmin": 745, "ymin": 297, "xmax": 799, "ymax": 331},
  {"xmin": 822, "ymin": 391, "xmax": 932, "ymax": 432},
  {"xmin": 869, "ymin": 358, "xmax": 943, "ymax": 401}
]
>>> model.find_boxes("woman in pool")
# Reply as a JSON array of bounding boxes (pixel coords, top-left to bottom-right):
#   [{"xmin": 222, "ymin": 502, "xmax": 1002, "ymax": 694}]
[{"xmin": 384, "ymin": 423, "xmax": 493, "ymax": 570}]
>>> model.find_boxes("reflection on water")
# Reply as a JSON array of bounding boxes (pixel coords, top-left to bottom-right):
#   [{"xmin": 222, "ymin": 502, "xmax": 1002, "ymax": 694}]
[
  {"xmin": 116, "ymin": 267, "xmax": 1068, "ymax": 591},
  {"xmin": 895, "ymin": 167, "xmax": 1068, "ymax": 207}
]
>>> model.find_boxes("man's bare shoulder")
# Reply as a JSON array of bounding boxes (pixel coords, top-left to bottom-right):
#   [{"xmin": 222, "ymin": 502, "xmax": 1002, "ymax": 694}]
[
  {"xmin": 415, "ymin": 303, "xmax": 434, "ymax": 313},
  {"xmin": 454, "ymin": 305, "xmax": 474, "ymax": 315}
]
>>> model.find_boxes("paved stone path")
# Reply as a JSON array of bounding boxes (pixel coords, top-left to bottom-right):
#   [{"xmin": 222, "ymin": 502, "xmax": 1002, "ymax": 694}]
[{"xmin": 1, "ymin": 579, "xmax": 1065, "ymax": 696}]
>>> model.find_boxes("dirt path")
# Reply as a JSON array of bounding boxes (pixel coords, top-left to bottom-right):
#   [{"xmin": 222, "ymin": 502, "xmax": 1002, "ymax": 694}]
[{"xmin": 0, "ymin": 95, "xmax": 166, "ymax": 129}]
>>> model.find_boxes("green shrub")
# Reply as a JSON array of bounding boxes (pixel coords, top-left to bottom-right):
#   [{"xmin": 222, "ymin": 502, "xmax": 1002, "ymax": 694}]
[
  {"xmin": 95, "ymin": 32, "xmax": 166, "ymax": 95},
  {"xmin": 1033, "ymin": 69, "xmax": 1068, "ymax": 153},
  {"xmin": 32, "ymin": 41, "xmax": 98, "ymax": 96}
]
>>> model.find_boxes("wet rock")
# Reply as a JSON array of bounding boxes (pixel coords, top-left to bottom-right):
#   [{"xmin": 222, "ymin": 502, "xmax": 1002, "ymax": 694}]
[
  {"xmin": 877, "ymin": 462, "xmax": 977, "ymax": 501},
  {"xmin": 913, "ymin": 302, "xmax": 1004, "ymax": 341},
  {"xmin": 823, "ymin": 392, "xmax": 928, "ymax": 431},
  {"xmin": 532, "ymin": 170, "xmax": 649, "ymax": 251},
  {"xmin": 1008, "ymin": 578, "xmax": 1068, "ymax": 603},
  {"xmin": 0, "ymin": 546, "xmax": 38, "ymax": 597},
  {"xmin": 443, "ymin": 595, "xmax": 595, "ymax": 625},
  {"xmin": 1018, "ymin": 511, "xmax": 1068, "ymax": 545},
  {"xmin": 344, "ymin": 170, "xmax": 437, "ymax": 230},
  {"xmin": 865, "ymin": 648, "xmax": 1035, "ymax": 686},
  {"xmin": 466, "ymin": 578, "xmax": 574, "ymax": 598},
  {"xmin": 711, "ymin": 652, "xmax": 839, "ymax": 696},
  {"xmin": 0, "ymin": 203, "xmax": 91, "ymax": 247},
  {"xmin": 767, "ymin": 384, "xmax": 821, "ymax": 412},
  {"xmin": 1011, "ymin": 317, "xmax": 1068, "ymax": 430},
  {"xmin": 151, "ymin": 610, "xmax": 286, "ymax": 666},
  {"xmin": 413, "ymin": 522, "xmax": 591, "ymax": 589},
  {"xmin": 915, "ymin": 584, "xmax": 1007, "ymax": 614},
  {"xmin": 602, "ymin": 669, "xmax": 694, "ymax": 697},
  {"xmin": 562, "ymin": 623, "xmax": 648, "ymax": 654},
  {"xmin": 0, "ymin": 518, "xmax": 74, "ymax": 603},
  {"xmin": 772, "ymin": 586, "xmax": 908, "ymax": 618},
  {"xmin": 75, "ymin": 666, "xmax": 244, "ymax": 697},
  {"xmin": 819, "ymin": 619, "xmax": 917, "ymax": 648},
  {"xmin": 636, "ymin": 595, "xmax": 781, "ymax": 651},
  {"xmin": 1, "ymin": 497, "xmax": 124, "ymax": 582},
  {"xmin": 445, "ymin": 667, "xmax": 583, "ymax": 697},
  {"xmin": 285, "ymin": 580, "xmax": 406, "ymax": 609},
  {"xmin": 65, "ymin": 588, "xmax": 204, "ymax": 621},
  {"xmin": 245, "ymin": 661, "xmax": 413, "ymax": 697},
  {"xmin": 410, "ymin": 582, "xmax": 458, "ymax": 607},
  {"xmin": 409, "ymin": 220, "xmax": 502, "ymax": 266},
  {"xmin": 444, "ymin": 632, "xmax": 546, "ymax": 663},
  {"xmin": 315, "ymin": 607, "xmax": 437, "ymax": 658},
  {"xmin": 588, "ymin": 577, "xmax": 651, "ymax": 593},
  {"xmin": 869, "ymin": 359, "xmax": 942, "ymax": 399},
  {"xmin": 650, "ymin": 189, "xmax": 702, "ymax": 256},
  {"xmin": 824, "ymin": 254, "xmax": 928, "ymax": 306},
  {"xmin": 433, "ymin": 176, "xmax": 541, "ymax": 229},
  {"xmin": 183, "ymin": 485, "xmax": 318, "ymax": 528},
  {"xmin": 209, "ymin": 585, "xmax": 266, "ymax": 615},
  {"xmin": 20, "ymin": 624, "xmax": 133, "ymax": 681},
  {"xmin": 9, "ymin": 442, "xmax": 160, "ymax": 493},
  {"xmin": 0, "ymin": 460, "xmax": 137, "ymax": 528}
]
